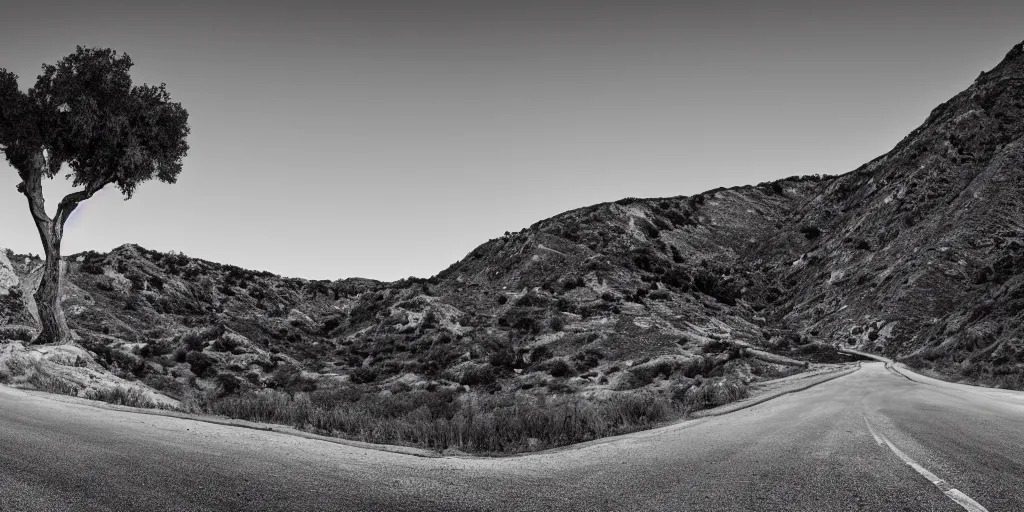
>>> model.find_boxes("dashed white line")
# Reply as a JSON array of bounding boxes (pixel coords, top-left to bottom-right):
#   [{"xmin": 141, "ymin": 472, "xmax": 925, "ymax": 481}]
[{"xmin": 864, "ymin": 417, "xmax": 988, "ymax": 512}]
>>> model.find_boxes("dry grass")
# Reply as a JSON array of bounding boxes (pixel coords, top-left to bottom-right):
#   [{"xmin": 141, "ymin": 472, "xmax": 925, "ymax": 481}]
[
  {"xmin": 83, "ymin": 385, "xmax": 165, "ymax": 409},
  {"xmin": 0, "ymin": 344, "xmax": 167, "ymax": 410},
  {"xmin": 680, "ymin": 376, "xmax": 750, "ymax": 408},
  {"xmin": 207, "ymin": 375, "xmax": 750, "ymax": 454},
  {"xmin": 903, "ymin": 355, "xmax": 1024, "ymax": 390},
  {"xmin": 209, "ymin": 387, "xmax": 677, "ymax": 454},
  {"xmin": 25, "ymin": 364, "xmax": 81, "ymax": 396}
]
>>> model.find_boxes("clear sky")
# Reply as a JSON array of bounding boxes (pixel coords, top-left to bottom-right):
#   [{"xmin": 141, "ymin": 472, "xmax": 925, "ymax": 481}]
[{"xmin": 1, "ymin": 1, "xmax": 1022, "ymax": 281}]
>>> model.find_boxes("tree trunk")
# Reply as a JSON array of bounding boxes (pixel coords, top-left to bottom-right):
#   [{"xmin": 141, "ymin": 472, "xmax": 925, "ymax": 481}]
[
  {"xmin": 34, "ymin": 227, "xmax": 72, "ymax": 344},
  {"xmin": 19, "ymin": 151, "xmax": 74, "ymax": 344}
]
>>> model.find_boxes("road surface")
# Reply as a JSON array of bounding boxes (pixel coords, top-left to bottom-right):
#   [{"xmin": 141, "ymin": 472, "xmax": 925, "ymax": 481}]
[{"xmin": 1, "ymin": 361, "xmax": 1022, "ymax": 511}]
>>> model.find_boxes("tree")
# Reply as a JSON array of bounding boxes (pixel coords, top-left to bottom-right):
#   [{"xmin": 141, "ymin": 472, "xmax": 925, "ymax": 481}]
[{"xmin": 0, "ymin": 47, "xmax": 189, "ymax": 344}]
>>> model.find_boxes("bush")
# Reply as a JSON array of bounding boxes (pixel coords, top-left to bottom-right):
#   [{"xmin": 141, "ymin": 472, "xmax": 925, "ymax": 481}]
[
  {"xmin": 216, "ymin": 373, "xmax": 245, "ymax": 395},
  {"xmin": 206, "ymin": 387, "xmax": 675, "ymax": 454},
  {"xmin": 322, "ymin": 317, "xmax": 342, "ymax": 334},
  {"xmin": 179, "ymin": 324, "xmax": 225, "ymax": 352},
  {"xmin": 349, "ymin": 366, "xmax": 378, "ymax": 384},
  {"xmin": 528, "ymin": 345, "xmax": 553, "ymax": 365},
  {"xmin": 500, "ymin": 312, "xmax": 542, "ymax": 334},
  {"xmin": 458, "ymin": 364, "xmax": 497, "ymax": 387},
  {"xmin": 486, "ymin": 345, "xmax": 518, "ymax": 370},
  {"xmin": 549, "ymin": 315, "xmax": 565, "ymax": 332},
  {"xmin": 691, "ymin": 269, "xmax": 740, "ymax": 306},
  {"xmin": 26, "ymin": 367, "xmax": 80, "ymax": 396},
  {"xmin": 185, "ymin": 351, "xmax": 216, "ymax": 378},
  {"xmin": 0, "ymin": 325, "xmax": 35, "ymax": 342},
  {"xmin": 84, "ymin": 386, "xmax": 161, "ymax": 409},
  {"xmin": 561, "ymin": 276, "xmax": 586, "ymax": 291},
  {"xmin": 139, "ymin": 339, "xmax": 174, "ymax": 358},
  {"xmin": 210, "ymin": 334, "xmax": 244, "ymax": 353},
  {"xmin": 546, "ymin": 358, "xmax": 574, "ymax": 378},
  {"xmin": 421, "ymin": 310, "xmax": 438, "ymax": 328},
  {"xmin": 800, "ymin": 226, "xmax": 822, "ymax": 240},
  {"xmin": 516, "ymin": 293, "xmax": 549, "ymax": 308},
  {"xmin": 572, "ymin": 348, "xmax": 604, "ymax": 371},
  {"xmin": 680, "ymin": 376, "xmax": 749, "ymax": 410}
]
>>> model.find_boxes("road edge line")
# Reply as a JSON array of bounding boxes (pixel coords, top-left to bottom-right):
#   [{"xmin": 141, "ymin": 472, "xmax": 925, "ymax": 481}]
[{"xmin": 863, "ymin": 417, "xmax": 989, "ymax": 512}]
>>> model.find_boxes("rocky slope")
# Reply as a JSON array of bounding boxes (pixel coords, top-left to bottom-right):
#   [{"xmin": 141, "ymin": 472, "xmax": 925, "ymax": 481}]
[{"xmin": 4, "ymin": 41, "xmax": 1024, "ymax": 419}]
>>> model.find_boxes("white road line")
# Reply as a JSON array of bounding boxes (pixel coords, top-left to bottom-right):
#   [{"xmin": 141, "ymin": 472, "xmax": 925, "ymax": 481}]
[{"xmin": 864, "ymin": 418, "xmax": 989, "ymax": 512}]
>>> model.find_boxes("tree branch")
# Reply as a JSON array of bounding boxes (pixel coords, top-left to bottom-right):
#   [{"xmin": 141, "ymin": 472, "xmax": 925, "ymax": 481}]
[{"xmin": 55, "ymin": 178, "xmax": 111, "ymax": 227}]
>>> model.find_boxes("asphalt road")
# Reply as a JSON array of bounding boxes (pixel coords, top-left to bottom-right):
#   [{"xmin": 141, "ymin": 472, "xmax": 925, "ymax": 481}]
[{"xmin": 1, "ymin": 361, "xmax": 1022, "ymax": 511}]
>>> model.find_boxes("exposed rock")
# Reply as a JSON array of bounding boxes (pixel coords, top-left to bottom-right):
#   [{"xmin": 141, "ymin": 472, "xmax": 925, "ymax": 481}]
[{"xmin": 0, "ymin": 249, "xmax": 18, "ymax": 293}]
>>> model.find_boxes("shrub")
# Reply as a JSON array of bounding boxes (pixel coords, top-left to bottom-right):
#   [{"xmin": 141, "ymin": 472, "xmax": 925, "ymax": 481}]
[
  {"xmin": 206, "ymin": 387, "xmax": 674, "ymax": 454},
  {"xmin": 349, "ymin": 366, "xmax": 378, "ymax": 384},
  {"xmin": 546, "ymin": 358, "xmax": 574, "ymax": 378},
  {"xmin": 549, "ymin": 315, "xmax": 565, "ymax": 332},
  {"xmin": 215, "ymin": 373, "xmax": 245, "ymax": 395},
  {"xmin": 185, "ymin": 351, "xmax": 216, "ymax": 378},
  {"xmin": 800, "ymin": 225, "xmax": 822, "ymax": 240},
  {"xmin": 486, "ymin": 345, "xmax": 518, "ymax": 370},
  {"xmin": 458, "ymin": 364, "xmax": 497, "ymax": 387},
  {"xmin": 528, "ymin": 345, "xmax": 553, "ymax": 365},
  {"xmin": 680, "ymin": 376, "xmax": 749, "ymax": 410},
  {"xmin": 84, "ymin": 386, "xmax": 161, "ymax": 409},
  {"xmin": 632, "ymin": 249, "xmax": 666, "ymax": 273},
  {"xmin": 516, "ymin": 293, "xmax": 549, "ymax": 307},
  {"xmin": 179, "ymin": 324, "xmax": 225, "ymax": 352},
  {"xmin": 422, "ymin": 310, "xmax": 438, "ymax": 328},
  {"xmin": 139, "ymin": 338, "xmax": 174, "ymax": 358},
  {"xmin": 267, "ymin": 364, "xmax": 318, "ymax": 391},
  {"xmin": 661, "ymin": 268, "xmax": 691, "ymax": 290},
  {"xmin": 691, "ymin": 269, "xmax": 740, "ymax": 306},
  {"xmin": 561, "ymin": 276, "xmax": 586, "ymax": 291},
  {"xmin": 210, "ymin": 334, "xmax": 244, "ymax": 353},
  {"xmin": 670, "ymin": 245, "xmax": 685, "ymax": 263},
  {"xmin": 572, "ymin": 348, "xmax": 603, "ymax": 371},
  {"xmin": 322, "ymin": 317, "xmax": 342, "ymax": 334},
  {"xmin": 500, "ymin": 311, "xmax": 542, "ymax": 334},
  {"xmin": 0, "ymin": 287, "xmax": 30, "ymax": 324},
  {"xmin": 0, "ymin": 325, "xmax": 35, "ymax": 342},
  {"xmin": 26, "ymin": 367, "xmax": 80, "ymax": 396}
]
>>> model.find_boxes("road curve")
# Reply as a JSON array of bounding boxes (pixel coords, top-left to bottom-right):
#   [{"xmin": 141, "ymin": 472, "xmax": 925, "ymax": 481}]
[{"xmin": 1, "ymin": 362, "xmax": 1022, "ymax": 511}]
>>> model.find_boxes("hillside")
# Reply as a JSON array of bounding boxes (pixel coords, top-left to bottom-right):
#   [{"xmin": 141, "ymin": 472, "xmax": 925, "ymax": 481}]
[
  {"xmin": 4, "ymin": 41, "xmax": 1024, "ymax": 452},
  {"xmin": 2, "ymin": 178, "xmax": 840, "ymax": 408}
]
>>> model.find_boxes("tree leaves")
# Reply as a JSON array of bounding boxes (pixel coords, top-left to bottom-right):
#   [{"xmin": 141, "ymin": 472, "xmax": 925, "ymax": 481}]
[
  {"xmin": 0, "ymin": 68, "xmax": 40, "ymax": 173},
  {"xmin": 2, "ymin": 46, "xmax": 190, "ymax": 201}
]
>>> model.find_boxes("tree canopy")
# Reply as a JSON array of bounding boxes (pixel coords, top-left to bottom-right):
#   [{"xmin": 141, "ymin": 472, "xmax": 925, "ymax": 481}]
[{"xmin": 0, "ymin": 46, "xmax": 189, "ymax": 208}]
